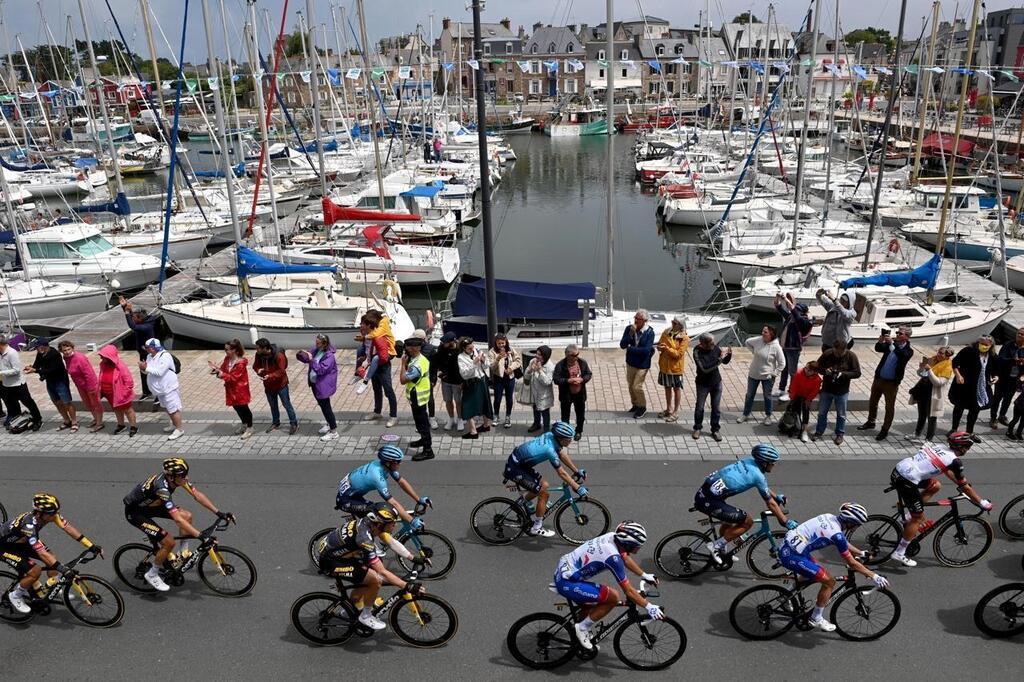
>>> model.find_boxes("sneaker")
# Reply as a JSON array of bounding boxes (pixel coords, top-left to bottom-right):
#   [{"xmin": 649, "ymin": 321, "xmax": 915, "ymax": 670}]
[
  {"xmin": 167, "ymin": 429, "xmax": 184, "ymax": 441},
  {"xmin": 162, "ymin": 426, "xmax": 174, "ymax": 434},
  {"xmin": 318, "ymin": 424, "xmax": 331, "ymax": 435},
  {"xmin": 526, "ymin": 524, "xmax": 555, "ymax": 538},
  {"xmin": 320, "ymin": 430, "xmax": 339, "ymax": 442},
  {"xmin": 890, "ymin": 552, "xmax": 917, "ymax": 567},
  {"xmin": 800, "ymin": 431, "xmax": 810, "ymax": 443},
  {"xmin": 355, "ymin": 382, "xmax": 369, "ymax": 395},
  {"xmin": 445, "ymin": 418, "xmax": 455, "ymax": 431},
  {"xmin": 735, "ymin": 415, "xmax": 750, "ymax": 424},
  {"xmin": 692, "ymin": 430, "xmax": 701, "ymax": 440},
  {"xmin": 265, "ymin": 424, "xmax": 280, "ymax": 433},
  {"xmin": 574, "ymin": 622, "xmax": 594, "ymax": 650},
  {"xmin": 711, "ymin": 431, "xmax": 723, "ymax": 442},
  {"xmin": 833, "ymin": 434, "xmax": 844, "ymax": 446},
  {"xmin": 144, "ymin": 568, "xmax": 171, "ymax": 592},
  {"xmin": 810, "ymin": 432, "xmax": 823, "ymax": 442},
  {"xmin": 240, "ymin": 428, "xmax": 253, "ymax": 440},
  {"xmin": 761, "ymin": 416, "xmax": 775, "ymax": 426},
  {"xmin": 809, "ymin": 617, "xmax": 837, "ymax": 632},
  {"xmin": 364, "ymin": 412, "xmax": 382, "ymax": 422},
  {"xmin": 456, "ymin": 419, "xmax": 465, "ymax": 430},
  {"xmin": 289, "ymin": 424, "xmax": 299, "ymax": 435},
  {"xmin": 412, "ymin": 449, "xmax": 435, "ymax": 462},
  {"xmin": 385, "ymin": 417, "xmax": 398, "ymax": 428},
  {"xmin": 706, "ymin": 541, "xmax": 724, "ymax": 566},
  {"xmin": 778, "ymin": 394, "xmax": 790, "ymax": 403},
  {"xmin": 358, "ymin": 611, "xmax": 387, "ymax": 631},
  {"xmin": 856, "ymin": 422, "xmax": 876, "ymax": 431},
  {"xmin": 430, "ymin": 417, "xmax": 440, "ymax": 430},
  {"xmin": 7, "ymin": 587, "xmax": 31, "ymax": 614},
  {"xmin": 233, "ymin": 424, "xmax": 246, "ymax": 435},
  {"xmin": 503, "ymin": 417, "xmax": 511, "ymax": 429},
  {"xmin": 989, "ymin": 421, "xmax": 999, "ymax": 430},
  {"xmin": 633, "ymin": 407, "xmax": 646, "ymax": 419}
]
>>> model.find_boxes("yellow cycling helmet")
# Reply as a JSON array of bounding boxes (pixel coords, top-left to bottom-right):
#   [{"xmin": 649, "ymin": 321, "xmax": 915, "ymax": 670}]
[
  {"xmin": 366, "ymin": 503, "xmax": 400, "ymax": 525},
  {"xmin": 33, "ymin": 493, "xmax": 61, "ymax": 514},
  {"xmin": 163, "ymin": 457, "xmax": 190, "ymax": 476}
]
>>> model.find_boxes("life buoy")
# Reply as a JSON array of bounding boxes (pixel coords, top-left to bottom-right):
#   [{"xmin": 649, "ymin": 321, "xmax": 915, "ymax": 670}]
[
  {"xmin": 887, "ymin": 238, "xmax": 900, "ymax": 255},
  {"xmin": 382, "ymin": 278, "xmax": 402, "ymax": 302}
]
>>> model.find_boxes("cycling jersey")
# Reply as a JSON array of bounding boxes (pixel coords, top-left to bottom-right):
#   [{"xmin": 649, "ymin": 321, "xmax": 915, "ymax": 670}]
[
  {"xmin": 510, "ymin": 433, "xmax": 563, "ymax": 469},
  {"xmin": 123, "ymin": 473, "xmax": 197, "ymax": 512},
  {"xmin": 0, "ymin": 511, "xmax": 67, "ymax": 552},
  {"xmin": 784, "ymin": 514, "xmax": 850, "ymax": 557},
  {"xmin": 337, "ymin": 460, "xmax": 401, "ymax": 501},
  {"xmin": 317, "ymin": 518, "xmax": 391, "ymax": 564},
  {"xmin": 553, "ymin": 533, "xmax": 628, "ymax": 605},
  {"xmin": 702, "ymin": 458, "xmax": 770, "ymax": 500},
  {"xmin": 895, "ymin": 444, "xmax": 965, "ymax": 485}
]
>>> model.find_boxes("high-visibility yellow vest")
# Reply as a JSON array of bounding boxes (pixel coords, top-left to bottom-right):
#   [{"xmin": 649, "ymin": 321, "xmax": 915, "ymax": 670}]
[{"xmin": 405, "ymin": 354, "xmax": 431, "ymax": 406}]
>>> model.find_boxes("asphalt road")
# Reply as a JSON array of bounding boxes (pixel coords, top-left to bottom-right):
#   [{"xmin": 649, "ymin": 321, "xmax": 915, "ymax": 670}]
[{"xmin": 1, "ymin": 456, "xmax": 1022, "ymax": 680}]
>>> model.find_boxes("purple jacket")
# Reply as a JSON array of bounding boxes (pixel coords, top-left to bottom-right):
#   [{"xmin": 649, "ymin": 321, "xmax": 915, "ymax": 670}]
[{"xmin": 298, "ymin": 344, "xmax": 338, "ymax": 400}]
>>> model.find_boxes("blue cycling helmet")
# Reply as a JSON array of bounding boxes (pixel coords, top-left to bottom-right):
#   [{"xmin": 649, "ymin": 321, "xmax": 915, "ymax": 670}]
[
  {"xmin": 377, "ymin": 444, "xmax": 405, "ymax": 462},
  {"xmin": 751, "ymin": 444, "xmax": 781, "ymax": 465},
  {"xmin": 551, "ymin": 421, "xmax": 576, "ymax": 439}
]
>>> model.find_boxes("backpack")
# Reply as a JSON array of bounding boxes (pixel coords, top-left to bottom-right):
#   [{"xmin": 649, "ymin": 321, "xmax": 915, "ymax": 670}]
[
  {"xmin": 777, "ymin": 398, "xmax": 803, "ymax": 437},
  {"xmin": 6, "ymin": 414, "xmax": 34, "ymax": 434},
  {"xmin": 170, "ymin": 353, "xmax": 182, "ymax": 374}
]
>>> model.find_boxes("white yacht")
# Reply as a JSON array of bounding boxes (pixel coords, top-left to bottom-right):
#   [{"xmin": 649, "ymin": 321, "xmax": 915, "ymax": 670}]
[
  {"xmin": 874, "ymin": 186, "xmax": 1000, "ymax": 227},
  {"xmin": 0, "ymin": 274, "xmax": 109, "ymax": 321}
]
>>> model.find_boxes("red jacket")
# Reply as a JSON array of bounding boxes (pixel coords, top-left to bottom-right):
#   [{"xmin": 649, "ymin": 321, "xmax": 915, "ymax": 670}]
[
  {"xmin": 218, "ymin": 357, "xmax": 251, "ymax": 406},
  {"xmin": 789, "ymin": 368, "xmax": 823, "ymax": 402},
  {"xmin": 253, "ymin": 346, "xmax": 289, "ymax": 392}
]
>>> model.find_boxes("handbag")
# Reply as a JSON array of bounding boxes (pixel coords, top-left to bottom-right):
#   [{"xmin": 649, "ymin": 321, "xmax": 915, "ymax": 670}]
[
  {"xmin": 515, "ymin": 378, "xmax": 533, "ymax": 405},
  {"xmin": 513, "ymin": 367, "xmax": 524, "ymax": 380},
  {"xmin": 908, "ymin": 376, "xmax": 930, "ymax": 405}
]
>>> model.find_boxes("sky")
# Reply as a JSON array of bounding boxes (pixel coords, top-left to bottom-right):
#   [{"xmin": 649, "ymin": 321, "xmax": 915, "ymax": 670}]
[{"xmin": 3, "ymin": 0, "xmax": 1024, "ymax": 64}]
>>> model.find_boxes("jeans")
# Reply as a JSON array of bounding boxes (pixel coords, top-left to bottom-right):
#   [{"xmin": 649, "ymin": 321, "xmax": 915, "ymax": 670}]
[
  {"xmin": 742, "ymin": 377, "xmax": 776, "ymax": 417},
  {"xmin": 316, "ymin": 396, "xmax": 337, "ymax": 430},
  {"xmin": 232, "ymin": 404, "xmax": 253, "ymax": 427},
  {"xmin": 560, "ymin": 392, "xmax": 587, "ymax": 433},
  {"xmin": 778, "ymin": 348, "xmax": 801, "ymax": 392},
  {"xmin": 532, "ymin": 407, "xmax": 551, "ymax": 431},
  {"xmin": 693, "ymin": 382, "xmax": 722, "ymax": 432},
  {"xmin": 815, "ymin": 391, "xmax": 849, "ymax": 435},
  {"xmin": 492, "ymin": 376, "xmax": 515, "ymax": 418},
  {"xmin": 266, "ymin": 385, "xmax": 298, "ymax": 426},
  {"xmin": 371, "ymin": 359, "xmax": 398, "ymax": 418}
]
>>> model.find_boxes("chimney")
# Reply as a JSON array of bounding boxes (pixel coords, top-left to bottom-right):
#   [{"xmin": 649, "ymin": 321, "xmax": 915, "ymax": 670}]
[
  {"xmin": 533, "ymin": 21, "xmax": 543, "ymax": 33},
  {"xmin": 500, "ymin": 17, "xmax": 511, "ymax": 31},
  {"xmin": 518, "ymin": 25, "xmax": 526, "ymax": 40},
  {"xmin": 567, "ymin": 24, "xmax": 577, "ymax": 34},
  {"xmin": 579, "ymin": 23, "xmax": 588, "ymax": 37},
  {"xmin": 442, "ymin": 17, "xmax": 451, "ymax": 31}
]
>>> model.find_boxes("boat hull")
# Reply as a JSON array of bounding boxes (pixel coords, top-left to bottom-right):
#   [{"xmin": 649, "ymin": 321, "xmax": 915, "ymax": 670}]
[
  {"xmin": 0, "ymin": 286, "xmax": 109, "ymax": 321},
  {"xmin": 160, "ymin": 306, "xmax": 362, "ymax": 350}
]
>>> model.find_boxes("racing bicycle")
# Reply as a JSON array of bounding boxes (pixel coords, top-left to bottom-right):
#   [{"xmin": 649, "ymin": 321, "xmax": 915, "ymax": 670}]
[
  {"xmin": 998, "ymin": 493, "xmax": 1024, "ymax": 539},
  {"xmin": 0, "ymin": 548, "xmax": 124, "ymax": 628},
  {"xmin": 729, "ymin": 568, "xmax": 901, "ymax": 641},
  {"xmin": 471, "ymin": 472, "xmax": 610, "ymax": 545},
  {"xmin": 290, "ymin": 568, "xmax": 458, "ymax": 648},
  {"xmin": 506, "ymin": 580, "xmax": 686, "ymax": 671},
  {"xmin": 307, "ymin": 500, "xmax": 456, "ymax": 580},
  {"xmin": 654, "ymin": 508, "xmax": 789, "ymax": 580},
  {"xmin": 974, "ymin": 581, "xmax": 1024, "ymax": 638},
  {"xmin": 849, "ymin": 487, "xmax": 992, "ymax": 567},
  {"xmin": 113, "ymin": 516, "xmax": 257, "ymax": 597}
]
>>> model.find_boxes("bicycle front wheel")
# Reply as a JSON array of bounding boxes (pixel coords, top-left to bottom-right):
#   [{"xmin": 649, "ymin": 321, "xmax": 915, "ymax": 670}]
[
  {"xmin": 998, "ymin": 494, "xmax": 1024, "ymax": 539},
  {"xmin": 654, "ymin": 530, "xmax": 713, "ymax": 579},
  {"xmin": 63, "ymin": 574, "xmax": 125, "ymax": 628},
  {"xmin": 506, "ymin": 612, "xmax": 577, "ymax": 669},
  {"xmin": 112, "ymin": 543, "xmax": 158, "ymax": 594},
  {"xmin": 388, "ymin": 593, "xmax": 459, "ymax": 648},
  {"xmin": 470, "ymin": 497, "xmax": 527, "ymax": 545},
  {"xmin": 932, "ymin": 516, "xmax": 992, "ymax": 567},
  {"xmin": 613, "ymin": 615, "xmax": 687, "ymax": 671},
  {"xmin": 830, "ymin": 586, "xmax": 901, "ymax": 641},
  {"xmin": 554, "ymin": 497, "xmax": 611, "ymax": 545},
  {"xmin": 728, "ymin": 585, "xmax": 798, "ymax": 640},
  {"xmin": 308, "ymin": 527, "xmax": 332, "ymax": 568},
  {"xmin": 973, "ymin": 583, "xmax": 1024, "ymax": 638},
  {"xmin": 0, "ymin": 569, "xmax": 33, "ymax": 624},
  {"xmin": 396, "ymin": 530, "xmax": 457, "ymax": 580},
  {"xmin": 198, "ymin": 545, "xmax": 257, "ymax": 596},
  {"xmin": 745, "ymin": 531, "xmax": 789, "ymax": 580},
  {"xmin": 290, "ymin": 592, "xmax": 358, "ymax": 645},
  {"xmin": 846, "ymin": 515, "xmax": 902, "ymax": 565}
]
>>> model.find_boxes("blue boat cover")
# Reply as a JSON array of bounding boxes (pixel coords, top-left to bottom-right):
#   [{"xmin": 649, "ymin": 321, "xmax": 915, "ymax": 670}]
[
  {"xmin": 195, "ymin": 162, "xmax": 245, "ymax": 178},
  {"xmin": 296, "ymin": 139, "xmax": 338, "ymax": 153},
  {"xmin": 75, "ymin": 192, "xmax": 131, "ymax": 216},
  {"xmin": 839, "ymin": 254, "xmax": 942, "ymax": 289},
  {"xmin": 73, "ymin": 158, "xmax": 99, "ymax": 168},
  {"xmin": 0, "ymin": 155, "xmax": 48, "ymax": 171},
  {"xmin": 236, "ymin": 246, "xmax": 336, "ymax": 278},
  {"xmin": 453, "ymin": 276, "xmax": 597, "ymax": 320},
  {"xmin": 400, "ymin": 184, "xmax": 443, "ymax": 199}
]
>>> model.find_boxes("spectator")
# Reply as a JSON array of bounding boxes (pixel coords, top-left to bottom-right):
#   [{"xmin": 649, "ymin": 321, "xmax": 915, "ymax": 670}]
[
  {"xmin": 432, "ymin": 134, "xmax": 444, "ymax": 162},
  {"xmin": 435, "ymin": 332, "xmax": 464, "ymax": 431},
  {"xmin": 525, "ymin": 345, "xmax": 554, "ymax": 433},
  {"xmin": 990, "ymin": 327, "xmax": 1024, "ymax": 429},
  {"xmin": 691, "ymin": 333, "xmax": 731, "ymax": 441},
  {"xmin": 619, "ymin": 309, "xmax": 656, "ymax": 419},
  {"xmin": 0, "ymin": 334, "xmax": 41, "ymax": 430},
  {"xmin": 208, "ymin": 339, "xmax": 253, "ymax": 440},
  {"xmin": 907, "ymin": 346, "xmax": 954, "ymax": 443},
  {"xmin": 1006, "ymin": 374, "xmax": 1024, "ymax": 441},
  {"xmin": 787, "ymin": 360, "xmax": 822, "ymax": 442},
  {"xmin": 815, "ymin": 289, "xmax": 855, "ymax": 351},
  {"xmin": 737, "ymin": 326, "xmax": 786, "ymax": 425},
  {"xmin": 24, "ymin": 338, "xmax": 76, "ymax": 431},
  {"xmin": 774, "ymin": 293, "xmax": 813, "ymax": 400},
  {"xmin": 253, "ymin": 337, "xmax": 298, "ymax": 434},
  {"xmin": 97, "ymin": 344, "xmax": 137, "ymax": 436},
  {"xmin": 656, "ymin": 317, "xmax": 689, "ymax": 423},
  {"xmin": 949, "ymin": 336, "xmax": 997, "ymax": 439},
  {"xmin": 58, "ymin": 340, "xmax": 104, "ymax": 432},
  {"xmin": 857, "ymin": 327, "xmax": 914, "ymax": 441},
  {"xmin": 487, "ymin": 333, "xmax": 521, "ymax": 429},
  {"xmin": 414, "ymin": 329, "xmax": 440, "ymax": 430},
  {"xmin": 362, "ymin": 311, "xmax": 399, "ymax": 428},
  {"xmin": 812, "ymin": 339, "xmax": 862, "ymax": 445},
  {"xmin": 457, "ymin": 336, "xmax": 493, "ymax": 439},
  {"xmin": 140, "ymin": 338, "xmax": 184, "ymax": 441},
  {"xmin": 553, "ymin": 344, "xmax": 592, "ymax": 440},
  {"xmin": 297, "ymin": 333, "xmax": 339, "ymax": 442},
  {"xmin": 119, "ymin": 295, "xmax": 158, "ymax": 400},
  {"xmin": 400, "ymin": 336, "xmax": 434, "ymax": 461}
]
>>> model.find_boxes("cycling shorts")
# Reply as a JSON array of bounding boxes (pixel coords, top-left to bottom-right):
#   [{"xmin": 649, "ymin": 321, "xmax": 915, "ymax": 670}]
[
  {"xmin": 778, "ymin": 543, "xmax": 826, "ymax": 582},
  {"xmin": 890, "ymin": 468, "xmax": 930, "ymax": 516},
  {"xmin": 693, "ymin": 482, "xmax": 747, "ymax": 525},
  {"xmin": 553, "ymin": 572, "xmax": 610, "ymax": 605},
  {"xmin": 335, "ymin": 493, "xmax": 375, "ymax": 517},
  {"xmin": 317, "ymin": 555, "xmax": 370, "ymax": 583},
  {"xmin": 0, "ymin": 542, "xmax": 40, "ymax": 576},
  {"xmin": 504, "ymin": 457, "xmax": 543, "ymax": 494},
  {"xmin": 124, "ymin": 505, "xmax": 171, "ymax": 545}
]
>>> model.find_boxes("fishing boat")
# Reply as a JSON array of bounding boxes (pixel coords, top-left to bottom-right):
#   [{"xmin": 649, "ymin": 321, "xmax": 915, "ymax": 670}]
[
  {"xmin": 543, "ymin": 104, "xmax": 609, "ymax": 137},
  {"xmin": 873, "ymin": 185, "xmax": 998, "ymax": 228}
]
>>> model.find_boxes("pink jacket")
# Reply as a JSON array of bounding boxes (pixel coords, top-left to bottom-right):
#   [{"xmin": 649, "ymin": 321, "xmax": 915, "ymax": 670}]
[
  {"xmin": 64, "ymin": 350, "xmax": 99, "ymax": 394},
  {"xmin": 98, "ymin": 345, "xmax": 135, "ymax": 407}
]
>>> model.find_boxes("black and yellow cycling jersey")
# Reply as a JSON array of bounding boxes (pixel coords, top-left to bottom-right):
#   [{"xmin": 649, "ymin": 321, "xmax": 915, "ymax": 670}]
[
  {"xmin": 0, "ymin": 511, "xmax": 67, "ymax": 548},
  {"xmin": 123, "ymin": 473, "xmax": 197, "ymax": 513},
  {"xmin": 317, "ymin": 518, "xmax": 392, "ymax": 564}
]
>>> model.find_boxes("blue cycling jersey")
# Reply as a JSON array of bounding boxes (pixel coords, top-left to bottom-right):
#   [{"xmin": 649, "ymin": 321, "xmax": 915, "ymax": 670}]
[
  {"xmin": 511, "ymin": 433, "xmax": 562, "ymax": 469},
  {"xmin": 704, "ymin": 458, "xmax": 770, "ymax": 500},
  {"xmin": 338, "ymin": 460, "xmax": 401, "ymax": 499}
]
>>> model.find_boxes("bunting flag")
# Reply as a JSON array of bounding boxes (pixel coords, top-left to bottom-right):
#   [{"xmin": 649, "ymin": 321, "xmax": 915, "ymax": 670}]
[
  {"xmin": 185, "ymin": 79, "xmax": 197, "ymax": 92},
  {"xmin": 852, "ymin": 65, "xmax": 868, "ymax": 80},
  {"xmin": 516, "ymin": 60, "xmax": 530, "ymax": 72},
  {"xmin": 543, "ymin": 59, "xmax": 558, "ymax": 73},
  {"xmin": 231, "ymin": 74, "xmax": 240, "ymax": 82},
  {"xmin": 300, "ymin": 71, "xmax": 311, "ymax": 83},
  {"xmin": 207, "ymin": 77, "xmax": 219, "ymax": 91},
  {"xmin": 647, "ymin": 59, "xmax": 661, "ymax": 72},
  {"xmin": 345, "ymin": 67, "xmax": 361, "ymax": 79},
  {"xmin": 1001, "ymin": 69, "xmax": 1020, "ymax": 83},
  {"xmin": 928, "ymin": 66, "xmax": 944, "ymax": 74},
  {"xmin": 442, "ymin": 62, "xmax": 455, "ymax": 72},
  {"xmin": 326, "ymin": 68, "xmax": 341, "ymax": 86},
  {"xmin": 620, "ymin": 59, "xmax": 636, "ymax": 70},
  {"xmin": 466, "ymin": 59, "xmax": 479, "ymax": 70},
  {"xmin": 904, "ymin": 64, "xmax": 919, "ymax": 74},
  {"xmin": 951, "ymin": 67, "xmax": 972, "ymax": 75},
  {"xmin": 800, "ymin": 58, "xmax": 813, "ymax": 67},
  {"xmin": 976, "ymin": 69, "xmax": 994, "ymax": 81},
  {"xmin": 490, "ymin": 58, "xmax": 507, "ymax": 64},
  {"xmin": 772, "ymin": 61, "xmax": 791, "ymax": 73},
  {"xmin": 825, "ymin": 63, "xmax": 840, "ymax": 76},
  {"xmin": 254, "ymin": 69, "xmax": 265, "ymax": 80},
  {"xmin": 398, "ymin": 65, "xmax": 412, "ymax": 79},
  {"xmin": 568, "ymin": 58, "xmax": 585, "ymax": 72},
  {"xmin": 598, "ymin": 58, "xmax": 609, "ymax": 67},
  {"xmin": 721, "ymin": 60, "xmax": 738, "ymax": 68},
  {"xmin": 276, "ymin": 73, "xmax": 286, "ymax": 83},
  {"xmin": 698, "ymin": 59, "xmax": 711, "ymax": 67},
  {"xmin": 749, "ymin": 61, "xmax": 765, "ymax": 75},
  {"xmin": 875, "ymin": 66, "xmax": 892, "ymax": 75},
  {"xmin": 672, "ymin": 56, "xmax": 687, "ymax": 64}
]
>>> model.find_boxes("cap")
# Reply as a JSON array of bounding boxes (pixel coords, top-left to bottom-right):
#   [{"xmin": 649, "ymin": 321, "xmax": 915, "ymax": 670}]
[
  {"xmin": 412, "ymin": 329, "xmax": 427, "ymax": 340},
  {"xmin": 35, "ymin": 337, "xmax": 51, "ymax": 347},
  {"xmin": 441, "ymin": 331, "xmax": 457, "ymax": 343},
  {"xmin": 144, "ymin": 338, "xmax": 163, "ymax": 350},
  {"xmin": 404, "ymin": 337, "xmax": 424, "ymax": 348}
]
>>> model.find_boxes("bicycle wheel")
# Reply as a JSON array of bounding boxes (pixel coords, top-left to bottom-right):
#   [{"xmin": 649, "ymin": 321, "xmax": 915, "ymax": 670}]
[
  {"xmin": 613, "ymin": 615, "xmax": 687, "ymax": 671},
  {"xmin": 308, "ymin": 527, "xmax": 332, "ymax": 567},
  {"xmin": 197, "ymin": 545, "xmax": 257, "ymax": 596},
  {"xmin": 113, "ymin": 543, "xmax": 158, "ymax": 594},
  {"xmin": 0, "ymin": 569, "xmax": 33, "ymax": 624},
  {"xmin": 388, "ymin": 593, "xmax": 458, "ymax": 648},
  {"xmin": 830, "ymin": 586, "xmax": 901, "ymax": 641},
  {"xmin": 998, "ymin": 494, "xmax": 1024, "ymax": 539},
  {"xmin": 63, "ymin": 574, "xmax": 125, "ymax": 628},
  {"xmin": 554, "ymin": 498, "xmax": 611, "ymax": 545},
  {"xmin": 973, "ymin": 583, "xmax": 1024, "ymax": 638},
  {"xmin": 745, "ymin": 531, "xmax": 789, "ymax": 580},
  {"xmin": 654, "ymin": 530, "xmax": 714, "ymax": 579},
  {"xmin": 395, "ymin": 530, "xmax": 457, "ymax": 580},
  {"xmin": 846, "ymin": 515, "xmax": 902, "ymax": 565},
  {"xmin": 506, "ymin": 612, "xmax": 577, "ymax": 670},
  {"xmin": 470, "ymin": 497, "xmax": 527, "ymax": 545},
  {"xmin": 290, "ymin": 592, "xmax": 358, "ymax": 645},
  {"xmin": 728, "ymin": 584, "xmax": 798, "ymax": 640},
  {"xmin": 932, "ymin": 516, "xmax": 992, "ymax": 567}
]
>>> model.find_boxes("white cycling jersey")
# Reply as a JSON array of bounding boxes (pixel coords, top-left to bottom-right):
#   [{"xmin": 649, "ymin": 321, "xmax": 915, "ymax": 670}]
[
  {"xmin": 895, "ymin": 444, "xmax": 964, "ymax": 485},
  {"xmin": 784, "ymin": 513, "xmax": 850, "ymax": 556}
]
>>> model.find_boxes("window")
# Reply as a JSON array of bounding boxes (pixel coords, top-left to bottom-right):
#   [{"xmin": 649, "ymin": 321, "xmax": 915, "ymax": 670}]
[
  {"xmin": 567, "ymin": 44, "xmax": 574, "ymax": 53},
  {"xmin": 674, "ymin": 44, "xmax": 684, "ymax": 55},
  {"xmin": 531, "ymin": 44, "xmax": 538, "ymax": 55},
  {"xmin": 27, "ymin": 242, "xmax": 69, "ymax": 259},
  {"xmin": 532, "ymin": 60, "xmax": 541, "ymax": 73},
  {"xmin": 884, "ymin": 308, "xmax": 922, "ymax": 320},
  {"xmin": 599, "ymin": 68, "xmax": 605, "ymax": 78},
  {"xmin": 648, "ymin": 82, "xmax": 660, "ymax": 94},
  {"xmin": 620, "ymin": 49, "xmax": 629, "ymax": 60},
  {"xmin": 68, "ymin": 235, "xmax": 113, "ymax": 257},
  {"xmin": 656, "ymin": 44, "xmax": 665, "ymax": 56},
  {"xmin": 565, "ymin": 78, "xmax": 578, "ymax": 93},
  {"xmin": 484, "ymin": 43, "xmax": 491, "ymax": 55},
  {"xmin": 529, "ymin": 79, "xmax": 541, "ymax": 94},
  {"xmin": 666, "ymin": 63, "xmax": 676, "ymax": 75},
  {"xmin": 598, "ymin": 49, "xmax": 606, "ymax": 60},
  {"xmin": 506, "ymin": 42, "xmax": 512, "ymax": 53},
  {"xmin": 549, "ymin": 43, "xmax": 556, "ymax": 52},
  {"xmin": 666, "ymin": 81, "xmax": 674, "ymax": 93},
  {"xmin": 621, "ymin": 68, "xmax": 628, "ymax": 77}
]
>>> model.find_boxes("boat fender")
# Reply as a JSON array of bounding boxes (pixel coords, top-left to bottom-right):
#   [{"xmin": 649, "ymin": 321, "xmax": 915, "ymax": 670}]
[
  {"xmin": 887, "ymin": 238, "xmax": 900, "ymax": 255},
  {"xmin": 1008, "ymin": 207, "xmax": 1017, "ymax": 221},
  {"xmin": 425, "ymin": 309, "xmax": 435, "ymax": 332},
  {"xmin": 382, "ymin": 278, "xmax": 402, "ymax": 301}
]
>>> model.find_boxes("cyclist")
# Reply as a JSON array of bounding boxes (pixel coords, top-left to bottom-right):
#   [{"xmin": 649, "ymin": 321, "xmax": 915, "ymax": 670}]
[
  {"xmin": 888, "ymin": 431, "xmax": 992, "ymax": 567},
  {"xmin": 504, "ymin": 421, "xmax": 587, "ymax": 538},
  {"xmin": 778, "ymin": 503, "xmax": 890, "ymax": 632},
  {"xmin": 693, "ymin": 443, "xmax": 796, "ymax": 565},
  {"xmin": 553, "ymin": 521, "xmax": 663, "ymax": 651},
  {"xmin": 335, "ymin": 444, "xmax": 428, "ymax": 530},
  {"xmin": 122, "ymin": 457, "xmax": 235, "ymax": 592},
  {"xmin": 0, "ymin": 493, "xmax": 102, "ymax": 614},
  {"xmin": 314, "ymin": 502, "xmax": 425, "ymax": 631}
]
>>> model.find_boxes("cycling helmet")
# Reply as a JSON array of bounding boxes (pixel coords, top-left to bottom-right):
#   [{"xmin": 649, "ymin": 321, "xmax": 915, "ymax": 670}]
[
  {"xmin": 837, "ymin": 502, "xmax": 869, "ymax": 526},
  {"xmin": 751, "ymin": 443, "xmax": 781, "ymax": 465},
  {"xmin": 32, "ymin": 493, "xmax": 60, "ymax": 514},
  {"xmin": 163, "ymin": 458, "xmax": 189, "ymax": 476},
  {"xmin": 614, "ymin": 521, "xmax": 647, "ymax": 550},
  {"xmin": 551, "ymin": 421, "xmax": 576, "ymax": 440},
  {"xmin": 366, "ymin": 503, "xmax": 400, "ymax": 525},
  {"xmin": 377, "ymin": 444, "xmax": 405, "ymax": 463},
  {"xmin": 947, "ymin": 431, "xmax": 974, "ymax": 452}
]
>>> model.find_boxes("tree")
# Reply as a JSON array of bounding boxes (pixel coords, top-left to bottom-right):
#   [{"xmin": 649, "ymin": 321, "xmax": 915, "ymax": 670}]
[
  {"xmin": 844, "ymin": 27, "xmax": 894, "ymax": 54},
  {"xmin": 731, "ymin": 12, "xmax": 761, "ymax": 24}
]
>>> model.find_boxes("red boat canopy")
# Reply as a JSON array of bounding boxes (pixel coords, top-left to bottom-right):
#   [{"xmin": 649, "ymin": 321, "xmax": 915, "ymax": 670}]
[
  {"xmin": 322, "ymin": 197, "xmax": 423, "ymax": 226},
  {"xmin": 921, "ymin": 132, "xmax": 976, "ymax": 158}
]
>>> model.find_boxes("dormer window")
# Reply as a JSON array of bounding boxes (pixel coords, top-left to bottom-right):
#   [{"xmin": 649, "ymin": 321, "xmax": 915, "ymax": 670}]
[{"xmin": 656, "ymin": 44, "xmax": 665, "ymax": 56}]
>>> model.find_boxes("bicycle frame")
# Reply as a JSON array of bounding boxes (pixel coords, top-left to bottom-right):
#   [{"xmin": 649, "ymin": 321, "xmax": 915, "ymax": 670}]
[
  {"xmin": 515, "ymin": 484, "xmax": 581, "ymax": 521},
  {"xmin": 333, "ymin": 572, "xmax": 428, "ymax": 627},
  {"xmin": 697, "ymin": 509, "xmax": 780, "ymax": 552},
  {"xmin": 166, "ymin": 517, "xmax": 233, "ymax": 576},
  {"xmin": 555, "ymin": 581, "xmax": 657, "ymax": 644},
  {"xmin": 890, "ymin": 493, "xmax": 980, "ymax": 542},
  {"xmin": 784, "ymin": 569, "xmax": 861, "ymax": 616}
]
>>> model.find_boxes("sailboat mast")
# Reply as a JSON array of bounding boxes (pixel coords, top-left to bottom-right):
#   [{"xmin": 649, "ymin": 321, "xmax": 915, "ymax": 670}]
[
  {"xmin": 606, "ymin": 0, "xmax": 615, "ymax": 316},
  {"xmin": 355, "ymin": 0, "xmax": 387, "ymax": 205},
  {"xmin": 791, "ymin": 0, "xmax": 821, "ymax": 250},
  {"xmin": 219, "ymin": 0, "xmax": 245, "ymax": 161},
  {"xmin": 821, "ymin": 0, "xmax": 841, "ymax": 227},
  {"xmin": 244, "ymin": 0, "xmax": 282, "ymax": 252},
  {"xmin": 301, "ymin": 2, "xmax": 328, "ymax": 201},
  {"xmin": 911, "ymin": 2, "xmax": 941, "ymax": 185}
]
